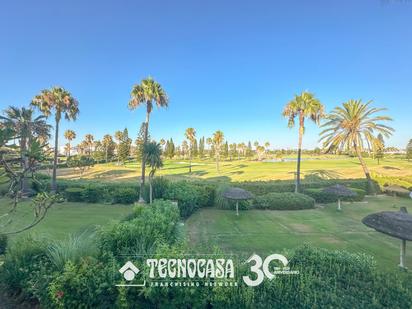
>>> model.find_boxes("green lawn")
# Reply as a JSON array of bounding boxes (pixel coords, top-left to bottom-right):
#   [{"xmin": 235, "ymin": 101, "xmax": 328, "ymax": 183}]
[
  {"xmin": 55, "ymin": 156, "xmax": 412, "ymax": 182},
  {"xmin": 0, "ymin": 198, "xmax": 133, "ymax": 241},
  {"xmin": 185, "ymin": 195, "xmax": 412, "ymax": 270}
]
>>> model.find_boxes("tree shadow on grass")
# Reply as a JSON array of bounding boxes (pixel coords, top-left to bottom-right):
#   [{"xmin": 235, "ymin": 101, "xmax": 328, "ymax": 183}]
[{"xmin": 304, "ymin": 169, "xmax": 342, "ymax": 181}]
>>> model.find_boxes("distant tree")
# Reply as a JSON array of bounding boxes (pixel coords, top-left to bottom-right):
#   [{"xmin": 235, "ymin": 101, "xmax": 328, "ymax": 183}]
[
  {"xmin": 181, "ymin": 140, "xmax": 189, "ymax": 159},
  {"xmin": 143, "ymin": 141, "xmax": 163, "ymax": 204},
  {"xmin": 84, "ymin": 134, "xmax": 94, "ymax": 157},
  {"xmin": 164, "ymin": 138, "xmax": 175, "ymax": 159},
  {"xmin": 102, "ymin": 134, "xmax": 115, "ymax": 162},
  {"xmin": 185, "ymin": 128, "xmax": 196, "ymax": 173},
  {"xmin": 118, "ymin": 128, "xmax": 132, "ymax": 164},
  {"xmin": 406, "ymin": 139, "xmax": 412, "ymax": 161},
  {"xmin": 159, "ymin": 139, "xmax": 166, "ymax": 153},
  {"xmin": 206, "ymin": 137, "xmax": 214, "ymax": 158},
  {"xmin": 199, "ymin": 137, "xmax": 205, "ymax": 158},
  {"xmin": 128, "ymin": 77, "xmax": 169, "ymax": 203},
  {"xmin": 211, "ymin": 131, "xmax": 224, "ymax": 172},
  {"xmin": 64, "ymin": 129, "xmax": 76, "ymax": 157},
  {"xmin": 135, "ymin": 123, "xmax": 150, "ymax": 161},
  {"xmin": 374, "ymin": 133, "xmax": 385, "ymax": 165},
  {"xmin": 192, "ymin": 139, "xmax": 198, "ymax": 158},
  {"xmin": 229, "ymin": 143, "xmax": 237, "ymax": 160},
  {"xmin": 256, "ymin": 145, "xmax": 265, "ymax": 161},
  {"xmin": 31, "ymin": 87, "xmax": 79, "ymax": 192},
  {"xmin": 246, "ymin": 141, "xmax": 253, "ymax": 159},
  {"xmin": 320, "ymin": 100, "xmax": 393, "ymax": 192},
  {"xmin": 67, "ymin": 155, "xmax": 94, "ymax": 178},
  {"xmin": 114, "ymin": 130, "xmax": 123, "ymax": 164},
  {"xmin": 223, "ymin": 141, "xmax": 229, "ymax": 158},
  {"xmin": 283, "ymin": 91, "xmax": 324, "ymax": 192}
]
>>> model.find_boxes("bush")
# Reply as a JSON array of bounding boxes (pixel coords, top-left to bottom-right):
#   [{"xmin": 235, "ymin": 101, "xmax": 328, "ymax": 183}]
[
  {"xmin": 163, "ymin": 181, "xmax": 215, "ymax": 218},
  {"xmin": 112, "ymin": 187, "xmax": 138, "ymax": 204},
  {"xmin": 48, "ymin": 258, "xmax": 117, "ymax": 308},
  {"xmin": 81, "ymin": 185, "xmax": 106, "ymax": 203},
  {"xmin": 99, "ymin": 199, "xmax": 180, "ymax": 256},
  {"xmin": 64, "ymin": 187, "xmax": 85, "ymax": 202},
  {"xmin": 0, "ymin": 234, "xmax": 7, "ymax": 255},
  {"xmin": 254, "ymin": 192, "xmax": 315, "ymax": 210},
  {"xmin": 304, "ymin": 188, "xmax": 366, "ymax": 204}
]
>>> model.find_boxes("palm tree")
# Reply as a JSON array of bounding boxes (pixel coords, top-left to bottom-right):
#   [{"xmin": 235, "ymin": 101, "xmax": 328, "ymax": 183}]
[
  {"xmin": 185, "ymin": 128, "xmax": 196, "ymax": 173},
  {"xmin": 128, "ymin": 77, "xmax": 168, "ymax": 202},
  {"xmin": 320, "ymin": 99, "xmax": 393, "ymax": 192},
  {"xmin": 212, "ymin": 131, "xmax": 224, "ymax": 172},
  {"xmin": 84, "ymin": 134, "xmax": 94, "ymax": 157},
  {"xmin": 102, "ymin": 134, "xmax": 113, "ymax": 163},
  {"xmin": 0, "ymin": 106, "xmax": 51, "ymax": 194},
  {"xmin": 143, "ymin": 141, "xmax": 163, "ymax": 204},
  {"xmin": 283, "ymin": 91, "xmax": 324, "ymax": 192},
  {"xmin": 31, "ymin": 87, "xmax": 79, "ymax": 192},
  {"xmin": 64, "ymin": 129, "xmax": 76, "ymax": 157}
]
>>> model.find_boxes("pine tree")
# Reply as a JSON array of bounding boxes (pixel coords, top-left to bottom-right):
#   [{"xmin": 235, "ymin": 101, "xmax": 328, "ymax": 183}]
[
  {"xmin": 165, "ymin": 138, "xmax": 175, "ymax": 159},
  {"xmin": 374, "ymin": 133, "xmax": 385, "ymax": 165},
  {"xmin": 192, "ymin": 139, "xmax": 199, "ymax": 158},
  {"xmin": 135, "ymin": 123, "xmax": 150, "ymax": 160},
  {"xmin": 118, "ymin": 128, "xmax": 132, "ymax": 163}
]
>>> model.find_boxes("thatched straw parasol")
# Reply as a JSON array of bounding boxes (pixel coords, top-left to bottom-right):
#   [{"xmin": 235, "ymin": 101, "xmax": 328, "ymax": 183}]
[
  {"xmin": 223, "ymin": 187, "xmax": 253, "ymax": 216},
  {"xmin": 362, "ymin": 207, "xmax": 412, "ymax": 269},
  {"xmin": 322, "ymin": 184, "xmax": 356, "ymax": 211}
]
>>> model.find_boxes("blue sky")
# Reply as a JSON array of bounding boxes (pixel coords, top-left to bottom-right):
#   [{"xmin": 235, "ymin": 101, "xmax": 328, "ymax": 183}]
[{"xmin": 1, "ymin": 0, "xmax": 411, "ymax": 149}]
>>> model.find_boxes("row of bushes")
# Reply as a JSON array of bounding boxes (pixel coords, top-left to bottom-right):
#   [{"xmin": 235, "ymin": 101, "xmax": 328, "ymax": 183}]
[
  {"xmin": 254, "ymin": 192, "xmax": 316, "ymax": 210},
  {"xmin": 33, "ymin": 176, "xmax": 215, "ymax": 218},
  {"xmin": 2, "ymin": 208, "xmax": 411, "ymax": 308},
  {"xmin": 304, "ymin": 187, "xmax": 366, "ymax": 204}
]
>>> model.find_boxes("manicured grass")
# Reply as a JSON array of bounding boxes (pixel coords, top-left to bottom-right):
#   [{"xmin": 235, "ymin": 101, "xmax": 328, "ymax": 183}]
[
  {"xmin": 0, "ymin": 198, "xmax": 133, "ymax": 241},
  {"xmin": 55, "ymin": 156, "xmax": 412, "ymax": 182},
  {"xmin": 185, "ymin": 195, "xmax": 412, "ymax": 270}
]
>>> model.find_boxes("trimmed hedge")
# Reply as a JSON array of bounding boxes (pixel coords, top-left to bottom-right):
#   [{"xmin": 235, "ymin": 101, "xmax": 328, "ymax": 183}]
[
  {"xmin": 304, "ymin": 187, "xmax": 366, "ymax": 204},
  {"xmin": 254, "ymin": 192, "xmax": 315, "ymax": 210},
  {"xmin": 236, "ymin": 178, "xmax": 373, "ymax": 195}
]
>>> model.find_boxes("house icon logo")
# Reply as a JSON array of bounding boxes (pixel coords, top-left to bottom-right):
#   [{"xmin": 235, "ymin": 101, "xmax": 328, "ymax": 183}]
[
  {"xmin": 117, "ymin": 261, "xmax": 146, "ymax": 287},
  {"xmin": 119, "ymin": 261, "xmax": 139, "ymax": 281}
]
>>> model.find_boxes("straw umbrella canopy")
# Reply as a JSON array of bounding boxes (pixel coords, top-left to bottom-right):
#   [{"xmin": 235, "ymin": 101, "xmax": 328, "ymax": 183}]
[
  {"xmin": 223, "ymin": 187, "xmax": 253, "ymax": 216},
  {"xmin": 322, "ymin": 184, "xmax": 356, "ymax": 211},
  {"xmin": 362, "ymin": 207, "xmax": 412, "ymax": 269}
]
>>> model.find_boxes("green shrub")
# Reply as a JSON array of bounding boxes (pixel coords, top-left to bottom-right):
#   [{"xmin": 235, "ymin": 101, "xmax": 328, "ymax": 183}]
[
  {"xmin": 251, "ymin": 246, "xmax": 412, "ymax": 308},
  {"xmin": 254, "ymin": 192, "xmax": 315, "ymax": 210},
  {"xmin": 64, "ymin": 187, "xmax": 85, "ymax": 202},
  {"xmin": 81, "ymin": 185, "xmax": 106, "ymax": 203},
  {"xmin": 163, "ymin": 181, "xmax": 214, "ymax": 217},
  {"xmin": 0, "ymin": 234, "xmax": 7, "ymax": 255},
  {"xmin": 49, "ymin": 258, "xmax": 117, "ymax": 308},
  {"xmin": 304, "ymin": 188, "xmax": 366, "ymax": 204},
  {"xmin": 0, "ymin": 236, "xmax": 51, "ymax": 300},
  {"xmin": 112, "ymin": 187, "xmax": 138, "ymax": 204},
  {"xmin": 99, "ymin": 199, "xmax": 180, "ymax": 256}
]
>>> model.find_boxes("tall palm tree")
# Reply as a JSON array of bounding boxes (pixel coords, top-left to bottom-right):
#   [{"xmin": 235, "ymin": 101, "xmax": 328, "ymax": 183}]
[
  {"xmin": 31, "ymin": 87, "xmax": 79, "ymax": 192},
  {"xmin": 102, "ymin": 134, "xmax": 113, "ymax": 163},
  {"xmin": 84, "ymin": 134, "xmax": 94, "ymax": 157},
  {"xmin": 143, "ymin": 141, "xmax": 163, "ymax": 204},
  {"xmin": 64, "ymin": 129, "xmax": 76, "ymax": 157},
  {"xmin": 283, "ymin": 91, "xmax": 324, "ymax": 192},
  {"xmin": 212, "ymin": 131, "xmax": 224, "ymax": 172},
  {"xmin": 128, "ymin": 77, "xmax": 168, "ymax": 202},
  {"xmin": 185, "ymin": 128, "xmax": 196, "ymax": 173},
  {"xmin": 320, "ymin": 99, "xmax": 393, "ymax": 192},
  {"xmin": 0, "ymin": 106, "xmax": 51, "ymax": 194}
]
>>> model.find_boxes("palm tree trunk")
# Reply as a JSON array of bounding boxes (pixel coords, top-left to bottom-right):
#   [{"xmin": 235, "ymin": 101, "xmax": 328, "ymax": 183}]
[
  {"xmin": 149, "ymin": 175, "xmax": 153, "ymax": 204},
  {"xmin": 20, "ymin": 137, "xmax": 29, "ymax": 195},
  {"xmin": 354, "ymin": 143, "xmax": 374, "ymax": 194},
  {"xmin": 295, "ymin": 114, "xmax": 304, "ymax": 193},
  {"xmin": 189, "ymin": 149, "xmax": 192, "ymax": 173},
  {"xmin": 139, "ymin": 111, "xmax": 150, "ymax": 202},
  {"xmin": 51, "ymin": 119, "xmax": 59, "ymax": 192},
  {"xmin": 105, "ymin": 147, "xmax": 108, "ymax": 163}
]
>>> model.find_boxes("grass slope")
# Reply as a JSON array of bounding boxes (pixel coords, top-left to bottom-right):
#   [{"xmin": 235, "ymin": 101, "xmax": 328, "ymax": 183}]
[
  {"xmin": 55, "ymin": 157, "xmax": 412, "ymax": 182},
  {"xmin": 186, "ymin": 195, "xmax": 412, "ymax": 270}
]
